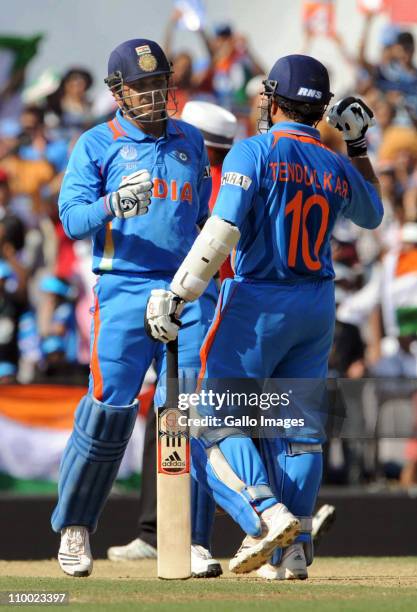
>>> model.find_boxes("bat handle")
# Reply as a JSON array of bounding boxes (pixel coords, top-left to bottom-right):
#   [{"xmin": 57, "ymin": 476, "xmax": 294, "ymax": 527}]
[{"xmin": 166, "ymin": 339, "xmax": 179, "ymax": 409}]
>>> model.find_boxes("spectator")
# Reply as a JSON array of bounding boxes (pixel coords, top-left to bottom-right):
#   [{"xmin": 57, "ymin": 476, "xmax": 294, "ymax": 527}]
[
  {"xmin": 45, "ymin": 68, "xmax": 94, "ymax": 138},
  {"xmin": 19, "ymin": 105, "xmax": 69, "ymax": 174},
  {"xmin": 38, "ymin": 275, "xmax": 78, "ymax": 363},
  {"xmin": 164, "ymin": 9, "xmax": 265, "ymax": 113},
  {"xmin": 0, "ymin": 111, "xmax": 55, "ymax": 225},
  {"xmin": 208, "ymin": 24, "xmax": 265, "ymax": 111},
  {"xmin": 0, "ymin": 259, "xmax": 28, "ymax": 384},
  {"xmin": 0, "ymin": 34, "xmax": 43, "ymax": 122}
]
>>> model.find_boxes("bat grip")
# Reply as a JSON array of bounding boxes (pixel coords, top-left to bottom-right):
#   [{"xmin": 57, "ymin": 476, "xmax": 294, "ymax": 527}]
[{"xmin": 166, "ymin": 339, "xmax": 179, "ymax": 409}]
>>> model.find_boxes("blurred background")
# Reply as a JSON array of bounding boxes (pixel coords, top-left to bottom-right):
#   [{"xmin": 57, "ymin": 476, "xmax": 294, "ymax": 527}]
[{"xmin": 1, "ymin": 0, "xmax": 417, "ymax": 557}]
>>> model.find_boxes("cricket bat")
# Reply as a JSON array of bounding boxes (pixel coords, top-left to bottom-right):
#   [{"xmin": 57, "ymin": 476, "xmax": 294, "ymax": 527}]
[{"xmin": 157, "ymin": 339, "xmax": 191, "ymax": 579}]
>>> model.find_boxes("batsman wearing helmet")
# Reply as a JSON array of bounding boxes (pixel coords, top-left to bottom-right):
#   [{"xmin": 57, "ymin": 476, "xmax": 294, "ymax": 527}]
[
  {"xmin": 146, "ymin": 55, "xmax": 383, "ymax": 578},
  {"xmin": 51, "ymin": 39, "xmax": 221, "ymax": 578}
]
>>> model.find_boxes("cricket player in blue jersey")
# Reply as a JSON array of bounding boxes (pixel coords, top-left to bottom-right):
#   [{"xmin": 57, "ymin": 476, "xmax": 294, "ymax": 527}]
[
  {"xmin": 146, "ymin": 54, "xmax": 383, "ymax": 578},
  {"xmin": 51, "ymin": 38, "xmax": 221, "ymax": 578}
]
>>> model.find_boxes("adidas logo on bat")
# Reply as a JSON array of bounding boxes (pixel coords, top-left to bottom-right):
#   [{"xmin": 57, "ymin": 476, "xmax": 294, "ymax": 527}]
[{"xmin": 162, "ymin": 450, "xmax": 186, "ymax": 469}]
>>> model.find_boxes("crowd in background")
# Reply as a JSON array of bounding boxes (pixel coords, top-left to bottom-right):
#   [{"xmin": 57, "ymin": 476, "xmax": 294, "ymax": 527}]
[{"xmin": 1, "ymin": 9, "xmax": 417, "ymax": 485}]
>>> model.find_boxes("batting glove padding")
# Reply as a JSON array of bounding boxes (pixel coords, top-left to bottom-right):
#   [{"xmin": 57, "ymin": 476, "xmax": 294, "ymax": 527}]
[
  {"xmin": 145, "ymin": 289, "xmax": 184, "ymax": 343},
  {"xmin": 109, "ymin": 169, "xmax": 153, "ymax": 218},
  {"xmin": 326, "ymin": 97, "xmax": 376, "ymax": 157}
]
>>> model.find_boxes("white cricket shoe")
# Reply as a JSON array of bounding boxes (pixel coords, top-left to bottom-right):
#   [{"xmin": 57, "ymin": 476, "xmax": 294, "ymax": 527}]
[
  {"xmin": 107, "ymin": 537, "xmax": 157, "ymax": 561},
  {"xmin": 229, "ymin": 503, "xmax": 300, "ymax": 574},
  {"xmin": 312, "ymin": 504, "xmax": 336, "ymax": 546},
  {"xmin": 58, "ymin": 526, "xmax": 93, "ymax": 577},
  {"xmin": 256, "ymin": 543, "xmax": 308, "ymax": 580},
  {"xmin": 191, "ymin": 545, "xmax": 223, "ymax": 578}
]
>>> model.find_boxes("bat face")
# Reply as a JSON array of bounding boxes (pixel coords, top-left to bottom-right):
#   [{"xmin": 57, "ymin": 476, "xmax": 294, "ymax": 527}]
[
  {"xmin": 157, "ymin": 340, "xmax": 191, "ymax": 580},
  {"xmin": 157, "ymin": 408, "xmax": 190, "ymax": 476}
]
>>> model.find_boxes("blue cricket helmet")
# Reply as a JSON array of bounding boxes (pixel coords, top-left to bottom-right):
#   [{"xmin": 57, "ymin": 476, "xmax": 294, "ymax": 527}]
[
  {"xmin": 265, "ymin": 54, "xmax": 333, "ymax": 105},
  {"xmin": 104, "ymin": 38, "xmax": 177, "ymax": 123},
  {"xmin": 106, "ymin": 38, "xmax": 172, "ymax": 84},
  {"xmin": 258, "ymin": 54, "xmax": 333, "ymax": 133}
]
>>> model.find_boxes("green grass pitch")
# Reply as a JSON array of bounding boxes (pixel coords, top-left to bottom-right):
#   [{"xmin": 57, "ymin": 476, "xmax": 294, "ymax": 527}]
[{"xmin": 1, "ymin": 558, "xmax": 417, "ymax": 611}]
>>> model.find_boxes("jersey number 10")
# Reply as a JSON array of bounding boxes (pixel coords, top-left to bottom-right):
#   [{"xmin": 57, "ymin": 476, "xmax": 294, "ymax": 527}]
[{"xmin": 285, "ymin": 190, "xmax": 329, "ymax": 271}]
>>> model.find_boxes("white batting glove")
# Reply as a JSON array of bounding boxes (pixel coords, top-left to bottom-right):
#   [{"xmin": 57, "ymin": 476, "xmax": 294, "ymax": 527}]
[
  {"xmin": 145, "ymin": 289, "xmax": 184, "ymax": 344},
  {"xmin": 109, "ymin": 169, "xmax": 153, "ymax": 218},
  {"xmin": 327, "ymin": 97, "xmax": 376, "ymax": 157}
]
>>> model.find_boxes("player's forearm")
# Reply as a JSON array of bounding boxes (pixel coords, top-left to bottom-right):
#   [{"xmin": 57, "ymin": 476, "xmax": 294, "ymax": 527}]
[
  {"xmin": 171, "ymin": 216, "xmax": 240, "ymax": 301},
  {"xmin": 59, "ymin": 197, "xmax": 113, "ymax": 240},
  {"xmin": 350, "ymin": 156, "xmax": 381, "ymax": 199}
]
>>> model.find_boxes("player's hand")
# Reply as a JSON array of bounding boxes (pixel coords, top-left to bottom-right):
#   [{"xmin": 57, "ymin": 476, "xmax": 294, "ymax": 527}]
[
  {"xmin": 109, "ymin": 169, "xmax": 153, "ymax": 218},
  {"xmin": 145, "ymin": 289, "xmax": 184, "ymax": 343},
  {"xmin": 326, "ymin": 97, "xmax": 376, "ymax": 157}
]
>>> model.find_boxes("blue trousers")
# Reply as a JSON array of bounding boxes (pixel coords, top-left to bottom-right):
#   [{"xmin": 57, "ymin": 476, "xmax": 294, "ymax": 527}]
[
  {"xmin": 90, "ymin": 273, "xmax": 217, "ymax": 404},
  {"xmin": 51, "ymin": 272, "xmax": 217, "ymax": 534},
  {"xmin": 191, "ymin": 276, "xmax": 334, "ymax": 541}
]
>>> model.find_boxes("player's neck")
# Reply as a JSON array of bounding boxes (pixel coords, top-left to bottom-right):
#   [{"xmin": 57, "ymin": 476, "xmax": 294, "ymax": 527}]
[
  {"xmin": 271, "ymin": 114, "xmax": 298, "ymax": 126},
  {"xmin": 124, "ymin": 113, "xmax": 165, "ymax": 139}
]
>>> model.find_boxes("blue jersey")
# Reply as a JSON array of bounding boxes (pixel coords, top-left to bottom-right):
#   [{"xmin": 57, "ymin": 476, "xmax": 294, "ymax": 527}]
[
  {"xmin": 213, "ymin": 121, "xmax": 383, "ymax": 282},
  {"xmin": 59, "ymin": 110, "xmax": 211, "ymax": 275}
]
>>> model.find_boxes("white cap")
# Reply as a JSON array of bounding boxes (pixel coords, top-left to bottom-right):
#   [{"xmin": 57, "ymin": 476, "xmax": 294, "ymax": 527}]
[
  {"xmin": 245, "ymin": 75, "xmax": 266, "ymax": 99},
  {"xmin": 181, "ymin": 101, "xmax": 237, "ymax": 149},
  {"xmin": 401, "ymin": 222, "xmax": 417, "ymax": 244}
]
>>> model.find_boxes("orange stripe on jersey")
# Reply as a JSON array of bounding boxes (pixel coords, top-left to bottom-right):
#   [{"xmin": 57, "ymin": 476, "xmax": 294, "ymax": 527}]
[
  {"xmin": 91, "ymin": 292, "xmax": 103, "ymax": 401},
  {"xmin": 271, "ymin": 130, "xmax": 334, "ymax": 154},
  {"xmin": 198, "ymin": 283, "xmax": 239, "ymax": 383},
  {"xmin": 231, "ymin": 248, "xmax": 237, "ymax": 273},
  {"xmin": 107, "ymin": 118, "xmax": 126, "ymax": 140},
  {"xmin": 198, "ymin": 295, "xmax": 224, "ymax": 384}
]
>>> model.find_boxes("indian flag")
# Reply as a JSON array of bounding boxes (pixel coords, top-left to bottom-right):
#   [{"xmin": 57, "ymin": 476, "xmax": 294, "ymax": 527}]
[
  {"xmin": 0, "ymin": 384, "xmax": 153, "ymax": 494},
  {"xmin": 383, "ymin": 223, "xmax": 417, "ymax": 337}
]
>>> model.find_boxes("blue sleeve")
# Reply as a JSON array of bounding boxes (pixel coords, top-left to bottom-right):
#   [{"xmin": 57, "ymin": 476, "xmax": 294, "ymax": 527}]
[
  {"xmin": 58, "ymin": 131, "xmax": 113, "ymax": 240},
  {"xmin": 341, "ymin": 159, "xmax": 383, "ymax": 230},
  {"xmin": 212, "ymin": 139, "xmax": 259, "ymax": 228},
  {"xmin": 197, "ymin": 141, "xmax": 212, "ymax": 226}
]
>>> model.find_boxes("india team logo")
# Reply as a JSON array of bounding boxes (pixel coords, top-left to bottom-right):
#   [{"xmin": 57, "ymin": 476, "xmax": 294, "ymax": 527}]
[
  {"xmin": 119, "ymin": 145, "xmax": 138, "ymax": 161},
  {"xmin": 139, "ymin": 54, "xmax": 158, "ymax": 72}
]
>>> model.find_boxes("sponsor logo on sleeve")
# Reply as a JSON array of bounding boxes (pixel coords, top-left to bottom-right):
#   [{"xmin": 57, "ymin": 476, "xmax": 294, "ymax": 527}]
[
  {"xmin": 203, "ymin": 164, "xmax": 211, "ymax": 179},
  {"xmin": 221, "ymin": 172, "xmax": 252, "ymax": 190}
]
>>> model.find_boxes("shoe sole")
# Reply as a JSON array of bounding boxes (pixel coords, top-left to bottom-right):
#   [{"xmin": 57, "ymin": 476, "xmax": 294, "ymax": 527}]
[
  {"xmin": 284, "ymin": 569, "xmax": 308, "ymax": 580},
  {"xmin": 256, "ymin": 567, "xmax": 308, "ymax": 581},
  {"xmin": 107, "ymin": 553, "xmax": 157, "ymax": 561},
  {"xmin": 230, "ymin": 518, "xmax": 300, "ymax": 575},
  {"xmin": 191, "ymin": 563, "xmax": 223, "ymax": 578},
  {"xmin": 59, "ymin": 559, "xmax": 92, "ymax": 578},
  {"xmin": 59, "ymin": 567, "xmax": 92, "ymax": 578}
]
